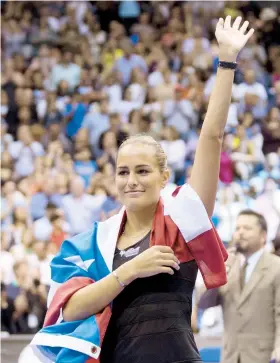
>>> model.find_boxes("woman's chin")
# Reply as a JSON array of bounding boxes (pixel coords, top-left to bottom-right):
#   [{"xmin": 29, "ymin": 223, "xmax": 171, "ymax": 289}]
[
  {"xmin": 124, "ymin": 198, "xmax": 158, "ymax": 213},
  {"xmin": 125, "ymin": 201, "xmax": 146, "ymax": 212}
]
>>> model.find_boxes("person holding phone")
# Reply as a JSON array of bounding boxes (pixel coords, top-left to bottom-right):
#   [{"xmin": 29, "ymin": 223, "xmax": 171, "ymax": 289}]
[{"xmin": 199, "ymin": 210, "xmax": 280, "ymax": 363}]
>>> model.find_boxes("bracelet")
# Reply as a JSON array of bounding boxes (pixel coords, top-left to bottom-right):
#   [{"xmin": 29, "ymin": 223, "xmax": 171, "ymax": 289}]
[
  {"xmin": 112, "ymin": 270, "xmax": 127, "ymax": 288},
  {"xmin": 218, "ymin": 61, "xmax": 237, "ymax": 70}
]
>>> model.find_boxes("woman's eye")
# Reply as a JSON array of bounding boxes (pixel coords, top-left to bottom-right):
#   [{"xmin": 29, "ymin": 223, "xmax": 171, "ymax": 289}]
[
  {"xmin": 118, "ymin": 171, "xmax": 128, "ymax": 176},
  {"xmin": 138, "ymin": 169, "xmax": 148, "ymax": 174}
]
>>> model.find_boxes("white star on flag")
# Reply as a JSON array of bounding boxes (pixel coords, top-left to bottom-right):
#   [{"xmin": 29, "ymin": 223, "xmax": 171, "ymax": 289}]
[{"xmin": 64, "ymin": 256, "xmax": 95, "ymax": 272}]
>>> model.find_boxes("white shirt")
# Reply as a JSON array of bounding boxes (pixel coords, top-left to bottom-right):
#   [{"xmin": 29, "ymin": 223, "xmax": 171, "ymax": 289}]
[
  {"xmin": 233, "ymin": 82, "xmax": 268, "ymax": 101},
  {"xmin": 104, "ymin": 84, "xmax": 122, "ymax": 106},
  {"xmin": 142, "ymin": 102, "xmax": 161, "ymax": 115},
  {"xmin": 163, "ymin": 99, "xmax": 197, "ymax": 134},
  {"xmin": 62, "ymin": 194, "xmax": 106, "ymax": 235},
  {"xmin": 241, "ymin": 248, "xmax": 264, "ymax": 285},
  {"xmin": 160, "ymin": 140, "xmax": 187, "ymax": 170},
  {"xmin": 110, "ymin": 100, "xmax": 141, "ymax": 123},
  {"xmin": 253, "ymin": 190, "xmax": 280, "ymax": 244},
  {"xmin": 51, "ymin": 63, "xmax": 81, "ymax": 89},
  {"xmin": 128, "ymin": 83, "xmax": 146, "ymax": 105},
  {"xmin": 8, "ymin": 141, "xmax": 45, "ymax": 177},
  {"xmin": 33, "ymin": 217, "xmax": 53, "ymax": 241},
  {"xmin": 0, "ymin": 251, "xmax": 15, "ymax": 285}
]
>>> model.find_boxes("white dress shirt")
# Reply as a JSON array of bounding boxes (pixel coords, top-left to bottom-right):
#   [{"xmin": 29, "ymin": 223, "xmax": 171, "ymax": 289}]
[{"xmin": 241, "ymin": 248, "xmax": 264, "ymax": 285}]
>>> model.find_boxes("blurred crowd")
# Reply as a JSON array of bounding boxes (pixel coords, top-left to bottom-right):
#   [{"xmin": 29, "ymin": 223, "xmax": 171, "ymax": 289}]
[{"xmin": 1, "ymin": 1, "xmax": 280, "ymax": 335}]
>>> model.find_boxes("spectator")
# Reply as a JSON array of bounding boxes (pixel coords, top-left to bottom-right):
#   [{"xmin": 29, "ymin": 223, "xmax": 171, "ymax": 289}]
[
  {"xmin": 1, "ymin": 283, "xmax": 15, "ymax": 334},
  {"xmin": 199, "ymin": 210, "xmax": 280, "ymax": 363},
  {"xmin": 49, "ymin": 213, "xmax": 69, "ymax": 252},
  {"xmin": 253, "ymin": 177, "xmax": 280, "ymax": 247},
  {"xmin": 64, "ymin": 93, "xmax": 89, "ymax": 139},
  {"xmin": 160, "ymin": 126, "xmax": 187, "ymax": 183},
  {"xmin": 113, "ymin": 38, "xmax": 147, "ymax": 86},
  {"xmin": 62, "ymin": 176, "xmax": 106, "ymax": 235},
  {"xmin": 8, "ymin": 126, "xmax": 45, "ymax": 179},
  {"xmin": 82, "ymin": 98, "xmax": 110, "ymax": 153},
  {"xmin": 33, "ymin": 202, "xmax": 58, "ymax": 241},
  {"xmin": 262, "ymin": 107, "xmax": 280, "ymax": 155},
  {"xmin": 219, "ymin": 135, "xmax": 234, "ymax": 185},
  {"xmin": 162, "ymin": 86, "xmax": 198, "ymax": 138},
  {"xmin": 30, "ymin": 178, "xmax": 62, "ymax": 221},
  {"xmin": 273, "ymin": 224, "xmax": 280, "ymax": 257},
  {"xmin": 51, "ymin": 48, "xmax": 81, "ymax": 90},
  {"xmin": 234, "ymin": 68, "xmax": 268, "ymax": 119}
]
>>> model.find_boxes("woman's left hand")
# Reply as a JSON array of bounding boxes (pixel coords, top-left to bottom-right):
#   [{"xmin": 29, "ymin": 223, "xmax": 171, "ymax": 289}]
[{"xmin": 215, "ymin": 16, "xmax": 254, "ymax": 61}]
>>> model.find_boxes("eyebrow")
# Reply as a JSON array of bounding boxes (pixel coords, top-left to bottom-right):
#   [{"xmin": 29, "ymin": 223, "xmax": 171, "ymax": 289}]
[{"xmin": 117, "ymin": 164, "xmax": 151, "ymax": 169}]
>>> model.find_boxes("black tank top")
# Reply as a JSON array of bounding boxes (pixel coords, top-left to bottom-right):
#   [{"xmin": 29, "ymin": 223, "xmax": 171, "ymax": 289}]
[{"xmin": 100, "ymin": 232, "xmax": 201, "ymax": 363}]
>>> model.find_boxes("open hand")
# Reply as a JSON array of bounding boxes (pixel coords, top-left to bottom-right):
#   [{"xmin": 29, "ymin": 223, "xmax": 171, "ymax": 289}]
[
  {"xmin": 127, "ymin": 245, "xmax": 180, "ymax": 279},
  {"xmin": 215, "ymin": 16, "xmax": 254, "ymax": 61}
]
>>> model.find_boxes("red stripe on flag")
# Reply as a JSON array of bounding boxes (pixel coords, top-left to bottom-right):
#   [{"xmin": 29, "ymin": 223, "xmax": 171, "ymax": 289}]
[
  {"xmin": 187, "ymin": 227, "xmax": 228, "ymax": 288},
  {"xmin": 151, "ymin": 195, "xmax": 228, "ymax": 289},
  {"xmin": 44, "ymin": 277, "xmax": 94, "ymax": 327}
]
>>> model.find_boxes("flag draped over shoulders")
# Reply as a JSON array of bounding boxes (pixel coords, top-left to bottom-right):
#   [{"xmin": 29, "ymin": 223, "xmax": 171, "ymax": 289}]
[{"xmin": 30, "ymin": 184, "xmax": 227, "ymax": 363}]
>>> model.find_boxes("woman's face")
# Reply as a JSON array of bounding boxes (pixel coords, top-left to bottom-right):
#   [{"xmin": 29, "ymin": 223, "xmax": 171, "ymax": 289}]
[{"xmin": 115, "ymin": 143, "xmax": 169, "ymax": 212}]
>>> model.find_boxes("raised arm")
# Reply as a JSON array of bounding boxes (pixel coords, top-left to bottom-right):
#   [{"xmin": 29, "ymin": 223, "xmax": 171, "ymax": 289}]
[{"xmin": 189, "ymin": 16, "xmax": 254, "ymax": 216}]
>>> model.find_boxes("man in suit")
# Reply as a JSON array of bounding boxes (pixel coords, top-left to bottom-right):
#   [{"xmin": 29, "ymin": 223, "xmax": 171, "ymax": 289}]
[{"xmin": 199, "ymin": 209, "xmax": 280, "ymax": 363}]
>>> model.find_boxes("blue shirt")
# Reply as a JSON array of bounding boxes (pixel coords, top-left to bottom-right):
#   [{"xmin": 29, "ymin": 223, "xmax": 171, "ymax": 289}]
[
  {"xmin": 114, "ymin": 55, "xmax": 147, "ymax": 86},
  {"xmin": 101, "ymin": 197, "xmax": 121, "ymax": 214},
  {"xmin": 30, "ymin": 193, "xmax": 63, "ymax": 221},
  {"xmin": 65, "ymin": 103, "xmax": 88, "ymax": 138},
  {"xmin": 82, "ymin": 112, "xmax": 110, "ymax": 152},
  {"xmin": 118, "ymin": 1, "xmax": 140, "ymax": 18},
  {"xmin": 74, "ymin": 160, "xmax": 98, "ymax": 187}
]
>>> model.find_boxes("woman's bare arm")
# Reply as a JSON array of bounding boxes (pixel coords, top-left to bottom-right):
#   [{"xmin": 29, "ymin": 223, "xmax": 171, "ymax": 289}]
[
  {"xmin": 63, "ymin": 263, "xmax": 134, "ymax": 321},
  {"xmin": 189, "ymin": 16, "xmax": 254, "ymax": 216}
]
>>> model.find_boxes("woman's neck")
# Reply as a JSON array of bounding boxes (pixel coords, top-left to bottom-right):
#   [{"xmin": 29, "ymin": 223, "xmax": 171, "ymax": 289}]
[{"xmin": 125, "ymin": 204, "xmax": 157, "ymax": 235}]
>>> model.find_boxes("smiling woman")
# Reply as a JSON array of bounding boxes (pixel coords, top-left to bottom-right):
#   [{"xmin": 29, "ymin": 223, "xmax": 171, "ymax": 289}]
[
  {"xmin": 31, "ymin": 16, "xmax": 254, "ymax": 363},
  {"xmin": 115, "ymin": 135, "xmax": 169, "ymax": 214}
]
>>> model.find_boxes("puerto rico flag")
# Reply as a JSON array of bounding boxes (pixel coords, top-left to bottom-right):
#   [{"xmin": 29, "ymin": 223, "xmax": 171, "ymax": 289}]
[{"xmin": 30, "ymin": 184, "xmax": 227, "ymax": 362}]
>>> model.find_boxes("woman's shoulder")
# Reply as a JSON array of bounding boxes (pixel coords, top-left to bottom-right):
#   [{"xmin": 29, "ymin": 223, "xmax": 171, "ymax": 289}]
[{"xmin": 62, "ymin": 227, "xmax": 97, "ymax": 253}]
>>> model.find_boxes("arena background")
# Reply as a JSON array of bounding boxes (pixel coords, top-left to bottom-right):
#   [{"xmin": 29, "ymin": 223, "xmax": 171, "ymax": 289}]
[{"xmin": 1, "ymin": 1, "xmax": 280, "ymax": 362}]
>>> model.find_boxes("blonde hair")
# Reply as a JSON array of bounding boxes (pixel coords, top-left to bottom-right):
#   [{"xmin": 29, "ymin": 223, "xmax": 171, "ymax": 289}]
[{"xmin": 118, "ymin": 134, "xmax": 167, "ymax": 173}]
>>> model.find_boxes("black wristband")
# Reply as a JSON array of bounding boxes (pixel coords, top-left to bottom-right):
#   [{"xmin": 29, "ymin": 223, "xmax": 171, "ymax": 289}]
[{"xmin": 218, "ymin": 61, "xmax": 237, "ymax": 70}]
